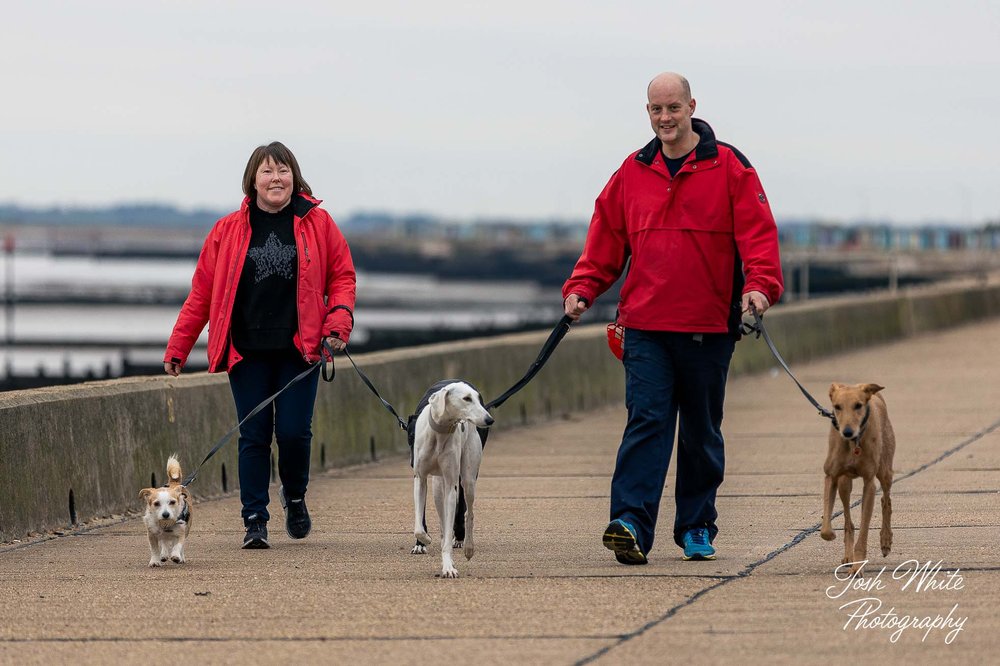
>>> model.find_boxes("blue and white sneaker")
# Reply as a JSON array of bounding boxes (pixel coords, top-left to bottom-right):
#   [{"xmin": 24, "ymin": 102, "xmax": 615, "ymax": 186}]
[
  {"xmin": 603, "ymin": 519, "xmax": 647, "ymax": 565},
  {"xmin": 682, "ymin": 527, "xmax": 716, "ymax": 560}
]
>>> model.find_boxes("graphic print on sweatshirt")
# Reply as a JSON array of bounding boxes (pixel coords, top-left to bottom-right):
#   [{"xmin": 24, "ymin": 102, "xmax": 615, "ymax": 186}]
[{"xmin": 246, "ymin": 232, "xmax": 297, "ymax": 283}]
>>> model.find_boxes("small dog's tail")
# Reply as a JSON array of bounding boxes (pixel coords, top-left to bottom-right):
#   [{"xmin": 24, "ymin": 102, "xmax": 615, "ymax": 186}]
[{"xmin": 166, "ymin": 455, "xmax": 183, "ymax": 486}]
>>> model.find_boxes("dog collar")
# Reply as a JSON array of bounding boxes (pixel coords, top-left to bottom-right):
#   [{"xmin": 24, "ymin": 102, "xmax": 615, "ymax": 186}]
[{"xmin": 428, "ymin": 414, "xmax": 457, "ymax": 434}]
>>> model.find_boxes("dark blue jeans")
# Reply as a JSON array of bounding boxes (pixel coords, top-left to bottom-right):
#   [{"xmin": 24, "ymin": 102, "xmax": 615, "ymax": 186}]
[
  {"xmin": 228, "ymin": 351, "xmax": 320, "ymax": 525},
  {"xmin": 613, "ymin": 328, "xmax": 735, "ymax": 554}
]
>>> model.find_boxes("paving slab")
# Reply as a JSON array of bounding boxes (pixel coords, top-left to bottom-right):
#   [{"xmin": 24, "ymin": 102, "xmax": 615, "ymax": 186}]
[{"xmin": 2, "ymin": 318, "xmax": 999, "ymax": 664}]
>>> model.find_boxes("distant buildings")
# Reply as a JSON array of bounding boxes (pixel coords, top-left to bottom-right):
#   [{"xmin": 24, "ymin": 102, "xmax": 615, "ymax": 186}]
[{"xmin": 777, "ymin": 221, "xmax": 1000, "ymax": 252}]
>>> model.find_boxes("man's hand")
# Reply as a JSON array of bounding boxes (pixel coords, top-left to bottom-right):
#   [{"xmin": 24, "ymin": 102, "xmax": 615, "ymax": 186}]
[
  {"xmin": 164, "ymin": 361, "xmax": 181, "ymax": 377},
  {"xmin": 741, "ymin": 290, "xmax": 770, "ymax": 315},
  {"xmin": 324, "ymin": 336, "xmax": 346, "ymax": 352},
  {"xmin": 564, "ymin": 294, "xmax": 589, "ymax": 322}
]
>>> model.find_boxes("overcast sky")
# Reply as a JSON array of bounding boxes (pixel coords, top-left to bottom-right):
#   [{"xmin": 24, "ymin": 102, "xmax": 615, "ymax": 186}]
[{"xmin": 2, "ymin": 1, "xmax": 998, "ymax": 225}]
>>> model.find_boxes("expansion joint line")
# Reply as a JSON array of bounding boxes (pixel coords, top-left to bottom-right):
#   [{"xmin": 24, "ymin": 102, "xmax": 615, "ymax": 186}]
[{"xmin": 575, "ymin": 416, "xmax": 1000, "ymax": 666}]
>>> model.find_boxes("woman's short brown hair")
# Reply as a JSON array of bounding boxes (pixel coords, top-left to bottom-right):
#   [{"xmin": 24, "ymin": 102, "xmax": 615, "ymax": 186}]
[{"xmin": 242, "ymin": 141, "xmax": 312, "ymax": 198}]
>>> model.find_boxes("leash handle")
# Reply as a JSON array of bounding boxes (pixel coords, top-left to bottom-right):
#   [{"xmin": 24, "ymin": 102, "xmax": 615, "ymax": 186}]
[
  {"xmin": 746, "ymin": 305, "xmax": 835, "ymax": 421},
  {"xmin": 485, "ymin": 315, "xmax": 573, "ymax": 410}
]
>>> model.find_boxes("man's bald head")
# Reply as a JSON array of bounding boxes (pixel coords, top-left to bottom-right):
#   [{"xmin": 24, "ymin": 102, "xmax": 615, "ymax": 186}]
[
  {"xmin": 647, "ymin": 72, "xmax": 692, "ymax": 102},
  {"xmin": 646, "ymin": 72, "xmax": 698, "ymax": 157}
]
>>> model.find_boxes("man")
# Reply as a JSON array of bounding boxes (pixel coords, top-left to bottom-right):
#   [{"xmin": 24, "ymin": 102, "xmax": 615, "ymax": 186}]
[{"xmin": 563, "ymin": 72, "xmax": 783, "ymax": 564}]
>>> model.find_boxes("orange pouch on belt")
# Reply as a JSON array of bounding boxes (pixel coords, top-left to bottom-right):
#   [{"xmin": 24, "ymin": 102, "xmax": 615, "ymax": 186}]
[{"xmin": 606, "ymin": 322, "xmax": 624, "ymax": 360}]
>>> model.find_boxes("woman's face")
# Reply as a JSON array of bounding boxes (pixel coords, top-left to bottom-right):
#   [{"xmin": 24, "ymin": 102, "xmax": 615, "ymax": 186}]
[{"xmin": 255, "ymin": 157, "xmax": 293, "ymax": 212}]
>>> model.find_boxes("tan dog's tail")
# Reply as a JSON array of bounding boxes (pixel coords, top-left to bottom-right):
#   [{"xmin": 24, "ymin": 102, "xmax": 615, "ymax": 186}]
[{"xmin": 166, "ymin": 455, "xmax": 183, "ymax": 486}]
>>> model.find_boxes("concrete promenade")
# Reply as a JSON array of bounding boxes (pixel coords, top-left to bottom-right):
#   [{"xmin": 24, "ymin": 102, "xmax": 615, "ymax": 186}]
[{"xmin": 1, "ymin": 317, "xmax": 998, "ymax": 664}]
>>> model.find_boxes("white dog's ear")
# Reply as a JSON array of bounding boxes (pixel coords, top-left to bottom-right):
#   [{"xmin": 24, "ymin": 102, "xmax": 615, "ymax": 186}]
[
  {"xmin": 429, "ymin": 387, "xmax": 449, "ymax": 420},
  {"xmin": 139, "ymin": 488, "xmax": 153, "ymax": 502}
]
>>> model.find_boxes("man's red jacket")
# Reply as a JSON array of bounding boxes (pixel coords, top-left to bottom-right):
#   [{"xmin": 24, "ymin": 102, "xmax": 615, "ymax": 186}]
[
  {"xmin": 563, "ymin": 119, "xmax": 783, "ymax": 334},
  {"xmin": 165, "ymin": 193, "xmax": 356, "ymax": 372}
]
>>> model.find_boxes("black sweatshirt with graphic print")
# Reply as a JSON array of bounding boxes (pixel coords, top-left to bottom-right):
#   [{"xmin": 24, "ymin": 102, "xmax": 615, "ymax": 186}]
[{"xmin": 231, "ymin": 201, "xmax": 298, "ymax": 354}]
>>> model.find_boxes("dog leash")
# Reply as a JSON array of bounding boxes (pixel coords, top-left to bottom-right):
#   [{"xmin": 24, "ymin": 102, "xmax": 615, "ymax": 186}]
[
  {"xmin": 741, "ymin": 305, "xmax": 834, "ymax": 422},
  {"xmin": 341, "ymin": 348, "xmax": 408, "ymax": 430},
  {"xmin": 182, "ymin": 340, "xmax": 338, "ymax": 486},
  {"xmin": 485, "ymin": 315, "xmax": 573, "ymax": 409},
  {"xmin": 339, "ymin": 315, "xmax": 574, "ymax": 427}
]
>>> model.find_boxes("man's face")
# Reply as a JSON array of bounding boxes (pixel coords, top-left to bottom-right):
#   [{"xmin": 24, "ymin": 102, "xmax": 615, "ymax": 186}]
[{"xmin": 646, "ymin": 82, "xmax": 696, "ymax": 149}]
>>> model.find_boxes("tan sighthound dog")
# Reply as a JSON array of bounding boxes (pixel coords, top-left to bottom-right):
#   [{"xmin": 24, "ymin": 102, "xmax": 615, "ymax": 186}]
[{"xmin": 820, "ymin": 383, "xmax": 895, "ymax": 575}]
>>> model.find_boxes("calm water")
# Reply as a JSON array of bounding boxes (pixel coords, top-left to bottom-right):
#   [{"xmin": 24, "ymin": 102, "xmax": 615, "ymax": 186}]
[{"xmin": 0, "ymin": 252, "xmax": 567, "ymax": 379}]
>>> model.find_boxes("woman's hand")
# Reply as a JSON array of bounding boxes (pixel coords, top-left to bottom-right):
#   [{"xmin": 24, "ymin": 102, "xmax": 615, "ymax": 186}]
[{"xmin": 324, "ymin": 336, "xmax": 346, "ymax": 352}]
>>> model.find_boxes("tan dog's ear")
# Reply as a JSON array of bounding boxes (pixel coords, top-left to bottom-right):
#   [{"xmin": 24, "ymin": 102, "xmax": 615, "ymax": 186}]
[
  {"xmin": 829, "ymin": 382, "xmax": 845, "ymax": 399},
  {"xmin": 862, "ymin": 383, "xmax": 885, "ymax": 396},
  {"xmin": 139, "ymin": 488, "xmax": 153, "ymax": 501},
  {"xmin": 179, "ymin": 488, "xmax": 189, "ymax": 502}
]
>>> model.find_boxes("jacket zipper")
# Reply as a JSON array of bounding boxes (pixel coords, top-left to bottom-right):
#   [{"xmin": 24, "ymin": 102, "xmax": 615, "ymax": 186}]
[
  {"xmin": 297, "ymin": 224, "xmax": 309, "ymax": 362},
  {"xmin": 219, "ymin": 225, "xmax": 250, "ymax": 369}
]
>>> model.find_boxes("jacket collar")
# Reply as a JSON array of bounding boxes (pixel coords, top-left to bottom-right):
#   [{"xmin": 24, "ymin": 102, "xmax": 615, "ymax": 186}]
[
  {"xmin": 240, "ymin": 192, "xmax": 321, "ymax": 219},
  {"xmin": 634, "ymin": 118, "xmax": 718, "ymax": 166}
]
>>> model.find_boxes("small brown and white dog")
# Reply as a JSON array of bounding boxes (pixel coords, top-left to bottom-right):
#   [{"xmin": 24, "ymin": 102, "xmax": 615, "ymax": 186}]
[
  {"xmin": 139, "ymin": 455, "xmax": 192, "ymax": 567},
  {"xmin": 820, "ymin": 383, "xmax": 896, "ymax": 575}
]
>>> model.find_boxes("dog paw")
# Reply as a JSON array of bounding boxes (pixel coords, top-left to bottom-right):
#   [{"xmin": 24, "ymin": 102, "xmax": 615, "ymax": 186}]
[
  {"xmin": 170, "ymin": 555, "xmax": 184, "ymax": 564},
  {"xmin": 463, "ymin": 542, "xmax": 474, "ymax": 561},
  {"xmin": 881, "ymin": 545, "xmax": 891, "ymax": 557},
  {"xmin": 410, "ymin": 543, "xmax": 427, "ymax": 555},
  {"xmin": 415, "ymin": 531, "xmax": 431, "ymax": 546},
  {"xmin": 452, "ymin": 538, "xmax": 463, "ymax": 549},
  {"xmin": 149, "ymin": 559, "xmax": 162, "ymax": 568},
  {"xmin": 441, "ymin": 565, "xmax": 459, "ymax": 579},
  {"xmin": 820, "ymin": 528, "xmax": 835, "ymax": 541}
]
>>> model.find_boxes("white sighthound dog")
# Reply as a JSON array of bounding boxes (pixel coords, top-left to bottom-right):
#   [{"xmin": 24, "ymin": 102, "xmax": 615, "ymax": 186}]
[
  {"xmin": 411, "ymin": 381, "xmax": 493, "ymax": 578},
  {"xmin": 139, "ymin": 455, "xmax": 191, "ymax": 567}
]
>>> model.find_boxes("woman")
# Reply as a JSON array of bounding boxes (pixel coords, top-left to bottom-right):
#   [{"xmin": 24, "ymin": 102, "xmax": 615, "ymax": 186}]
[{"xmin": 164, "ymin": 142, "xmax": 356, "ymax": 549}]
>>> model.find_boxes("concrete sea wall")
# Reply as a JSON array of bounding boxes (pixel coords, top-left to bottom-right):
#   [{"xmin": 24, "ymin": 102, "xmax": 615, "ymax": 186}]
[{"xmin": 2, "ymin": 277, "xmax": 999, "ymax": 542}]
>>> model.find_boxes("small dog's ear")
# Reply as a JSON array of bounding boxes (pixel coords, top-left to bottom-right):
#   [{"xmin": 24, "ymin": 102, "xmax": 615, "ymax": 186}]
[
  {"xmin": 829, "ymin": 382, "xmax": 845, "ymax": 399},
  {"xmin": 863, "ymin": 383, "xmax": 885, "ymax": 396},
  {"xmin": 139, "ymin": 488, "xmax": 153, "ymax": 501},
  {"xmin": 179, "ymin": 488, "xmax": 189, "ymax": 501}
]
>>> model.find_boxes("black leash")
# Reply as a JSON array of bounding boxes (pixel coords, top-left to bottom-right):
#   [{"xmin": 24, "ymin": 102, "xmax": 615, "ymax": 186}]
[
  {"xmin": 341, "ymin": 348, "xmax": 408, "ymax": 430},
  {"xmin": 339, "ymin": 315, "xmax": 574, "ymax": 428},
  {"xmin": 182, "ymin": 340, "xmax": 338, "ymax": 486},
  {"xmin": 741, "ymin": 306, "xmax": 834, "ymax": 421},
  {"xmin": 485, "ymin": 315, "xmax": 573, "ymax": 409}
]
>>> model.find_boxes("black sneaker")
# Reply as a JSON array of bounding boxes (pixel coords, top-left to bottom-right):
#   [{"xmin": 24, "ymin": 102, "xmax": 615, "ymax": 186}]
[
  {"xmin": 279, "ymin": 486, "xmax": 312, "ymax": 539},
  {"xmin": 242, "ymin": 515, "xmax": 270, "ymax": 549}
]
